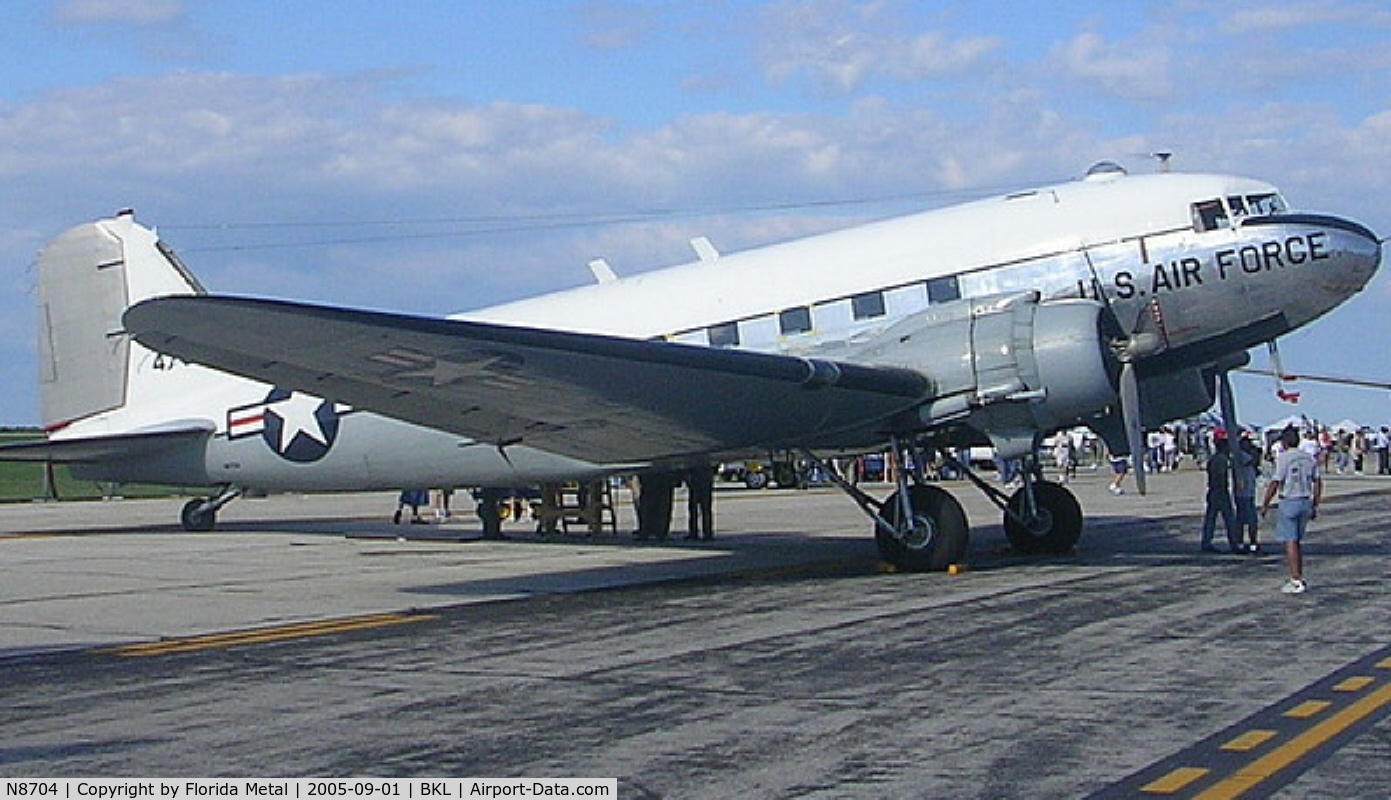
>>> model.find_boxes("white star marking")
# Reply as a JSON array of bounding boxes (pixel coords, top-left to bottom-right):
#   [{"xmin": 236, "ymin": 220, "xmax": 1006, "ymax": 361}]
[
  {"xmin": 269, "ymin": 393, "xmax": 330, "ymax": 453},
  {"xmin": 398, "ymin": 356, "xmax": 506, "ymax": 386}
]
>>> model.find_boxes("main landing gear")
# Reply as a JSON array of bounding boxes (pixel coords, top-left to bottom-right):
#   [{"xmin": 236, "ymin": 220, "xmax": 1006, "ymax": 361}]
[
  {"xmin": 808, "ymin": 437, "xmax": 1084, "ymax": 572},
  {"xmin": 179, "ymin": 485, "xmax": 243, "ymax": 532}
]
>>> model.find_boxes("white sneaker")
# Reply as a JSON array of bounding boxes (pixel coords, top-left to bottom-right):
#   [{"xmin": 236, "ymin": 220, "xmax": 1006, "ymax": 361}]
[
  {"xmin": 1109, "ymin": 485, "xmax": 1124, "ymax": 495},
  {"xmin": 1281, "ymin": 579, "xmax": 1308, "ymax": 594}
]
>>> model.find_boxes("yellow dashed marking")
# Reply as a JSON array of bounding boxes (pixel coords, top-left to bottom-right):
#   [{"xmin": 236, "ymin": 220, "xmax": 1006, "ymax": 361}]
[
  {"xmin": 1141, "ymin": 767, "xmax": 1210, "ymax": 794},
  {"xmin": 1219, "ymin": 729, "xmax": 1276, "ymax": 752},
  {"xmin": 1333, "ymin": 676, "xmax": 1375, "ymax": 692},
  {"xmin": 1102, "ymin": 648, "xmax": 1391, "ymax": 798},
  {"xmin": 1283, "ymin": 700, "xmax": 1331, "ymax": 719},
  {"xmin": 105, "ymin": 612, "xmax": 439, "ymax": 657},
  {"xmin": 1193, "ymin": 683, "xmax": 1391, "ymax": 800}
]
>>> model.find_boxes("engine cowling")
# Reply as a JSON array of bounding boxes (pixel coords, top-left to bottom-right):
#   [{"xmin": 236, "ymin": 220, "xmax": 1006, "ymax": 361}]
[{"xmin": 853, "ymin": 292, "xmax": 1119, "ymax": 455}]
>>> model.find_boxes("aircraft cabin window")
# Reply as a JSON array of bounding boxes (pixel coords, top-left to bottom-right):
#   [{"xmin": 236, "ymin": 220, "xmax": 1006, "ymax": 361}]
[
  {"xmin": 1191, "ymin": 199, "xmax": 1229, "ymax": 232},
  {"xmin": 707, "ymin": 321, "xmax": 740, "ymax": 348},
  {"xmin": 851, "ymin": 290, "xmax": 886, "ymax": 320},
  {"xmin": 779, "ymin": 306, "xmax": 812, "ymax": 335},
  {"xmin": 927, "ymin": 275, "xmax": 961, "ymax": 304}
]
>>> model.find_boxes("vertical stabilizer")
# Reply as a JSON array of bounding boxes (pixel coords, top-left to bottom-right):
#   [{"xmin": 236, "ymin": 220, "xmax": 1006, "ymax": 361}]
[{"xmin": 37, "ymin": 211, "xmax": 204, "ymax": 431}]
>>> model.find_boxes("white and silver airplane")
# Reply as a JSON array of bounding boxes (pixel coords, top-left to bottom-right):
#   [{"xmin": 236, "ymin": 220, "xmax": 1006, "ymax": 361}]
[{"xmin": 2, "ymin": 163, "xmax": 1380, "ymax": 570}]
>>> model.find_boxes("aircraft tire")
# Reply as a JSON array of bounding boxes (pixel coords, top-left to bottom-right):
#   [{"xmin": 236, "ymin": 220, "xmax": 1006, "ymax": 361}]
[
  {"xmin": 1003, "ymin": 481, "xmax": 1082, "ymax": 554},
  {"xmin": 875, "ymin": 485, "xmax": 969, "ymax": 572},
  {"xmin": 180, "ymin": 498, "xmax": 217, "ymax": 532},
  {"xmin": 743, "ymin": 471, "xmax": 769, "ymax": 490}
]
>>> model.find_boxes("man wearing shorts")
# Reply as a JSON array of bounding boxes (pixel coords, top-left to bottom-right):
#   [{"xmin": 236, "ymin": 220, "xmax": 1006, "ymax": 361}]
[{"xmin": 1260, "ymin": 426, "xmax": 1321, "ymax": 594}]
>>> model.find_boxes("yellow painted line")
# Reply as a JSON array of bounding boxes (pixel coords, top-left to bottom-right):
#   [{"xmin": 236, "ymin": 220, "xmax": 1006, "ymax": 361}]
[
  {"xmin": 1282, "ymin": 700, "xmax": 1331, "ymax": 719},
  {"xmin": 1193, "ymin": 682, "xmax": 1391, "ymax": 800},
  {"xmin": 105, "ymin": 612, "xmax": 439, "ymax": 657},
  {"xmin": 1220, "ymin": 730, "xmax": 1277, "ymax": 752},
  {"xmin": 1377, "ymin": 658, "xmax": 1391, "ymax": 670},
  {"xmin": 1141, "ymin": 767, "xmax": 1210, "ymax": 794},
  {"xmin": 1333, "ymin": 676, "xmax": 1375, "ymax": 692}
]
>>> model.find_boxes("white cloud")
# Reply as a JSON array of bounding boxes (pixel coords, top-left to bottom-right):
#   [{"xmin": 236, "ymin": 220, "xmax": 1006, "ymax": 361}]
[
  {"xmin": 759, "ymin": 0, "xmax": 999, "ymax": 92},
  {"xmin": 1049, "ymin": 30, "xmax": 1173, "ymax": 102},
  {"xmin": 55, "ymin": 0, "xmax": 184, "ymax": 26},
  {"xmin": 1219, "ymin": 0, "xmax": 1391, "ymax": 33},
  {"xmin": 578, "ymin": 2, "xmax": 658, "ymax": 51}
]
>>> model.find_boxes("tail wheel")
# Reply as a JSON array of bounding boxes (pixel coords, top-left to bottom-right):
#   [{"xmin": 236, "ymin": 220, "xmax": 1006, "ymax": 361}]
[
  {"xmin": 875, "ymin": 485, "xmax": 969, "ymax": 572},
  {"xmin": 180, "ymin": 498, "xmax": 216, "ymax": 532},
  {"xmin": 1004, "ymin": 481, "xmax": 1082, "ymax": 554}
]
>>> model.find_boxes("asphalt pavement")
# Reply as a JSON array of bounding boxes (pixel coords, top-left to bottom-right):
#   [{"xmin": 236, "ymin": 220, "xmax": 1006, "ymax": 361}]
[{"xmin": 1, "ymin": 467, "xmax": 1388, "ymax": 798}]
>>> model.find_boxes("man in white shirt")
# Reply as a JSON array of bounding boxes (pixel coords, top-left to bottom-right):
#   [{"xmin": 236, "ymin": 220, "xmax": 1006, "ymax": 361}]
[
  {"xmin": 1377, "ymin": 426, "xmax": 1391, "ymax": 475},
  {"xmin": 1260, "ymin": 426, "xmax": 1322, "ymax": 594}
]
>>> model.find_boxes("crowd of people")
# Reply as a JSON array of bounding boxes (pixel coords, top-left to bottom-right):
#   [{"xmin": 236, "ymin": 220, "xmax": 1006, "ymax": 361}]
[{"xmin": 1085, "ymin": 417, "xmax": 1386, "ymax": 596}]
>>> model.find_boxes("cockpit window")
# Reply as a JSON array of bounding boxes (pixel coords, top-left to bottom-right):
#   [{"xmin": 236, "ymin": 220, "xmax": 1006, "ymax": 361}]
[
  {"xmin": 1245, "ymin": 193, "xmax": 1287, "ymax": 216},
  {"xmin": 1191, "ymin": 199, "xmax": 1229, "ymax": 232},
  {"xmin": 1227, "ymin": 195, "xmax": 1247, "ymax": 217}
]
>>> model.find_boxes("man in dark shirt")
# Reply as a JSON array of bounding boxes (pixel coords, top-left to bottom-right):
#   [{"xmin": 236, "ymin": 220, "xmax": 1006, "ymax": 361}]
[{"xmin": 1200, "ymin": 428, "xmax": 1238, "ymax": 553}]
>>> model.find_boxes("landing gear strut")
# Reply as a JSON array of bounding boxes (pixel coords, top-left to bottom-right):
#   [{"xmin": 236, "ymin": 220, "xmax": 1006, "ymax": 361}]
[
  {"xmin": 951, "ymin": 453, "xmax": 1083, "ymax": 554},
  {"xmin": 811, "ymin": 440, "xmax": 1086, "ymax": 571},
  {"xmin": 877, "ymin": 483, "xmax": 969, "ymax": 571},
  {"xmin": 180, "ymin": 485, "xmax": 242, "ymax": 532},
  {"xmin": 1003, "ymin": 479, "xmax": 1083, "ymax": 554},
  {"xmin": 804, "ymin": 437, "xmax": 969, "ymax": 572}
]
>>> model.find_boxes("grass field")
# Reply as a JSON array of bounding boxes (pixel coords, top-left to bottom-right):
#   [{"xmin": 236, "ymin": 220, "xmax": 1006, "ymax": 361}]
[{"xmin": 0, "ymin": 430, "xmax": 200, "ymax": 503}]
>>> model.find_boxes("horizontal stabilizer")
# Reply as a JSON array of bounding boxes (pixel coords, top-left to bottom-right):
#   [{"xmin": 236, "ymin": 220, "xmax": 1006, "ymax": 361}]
[
  {"xmin": 1237, "ymin": 367, "xmax": 1391, "ymax": 392},
  {"xmin": 0, "ymin": 423, "xmax": 213, "ymax": 464}
]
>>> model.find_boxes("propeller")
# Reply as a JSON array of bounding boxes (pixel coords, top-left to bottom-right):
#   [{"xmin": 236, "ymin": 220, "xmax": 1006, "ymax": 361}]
[
  {"xmin": 1117, "ymin": 360, "xmax": 1146, "ymax": 495},
  {"xmin": 1084, "ymin": 253, "xmax": 1169, "ymax": 495},
  {"xmin": 1216, "ymin": 369, "xmax": 1250, "ymax": 501}
]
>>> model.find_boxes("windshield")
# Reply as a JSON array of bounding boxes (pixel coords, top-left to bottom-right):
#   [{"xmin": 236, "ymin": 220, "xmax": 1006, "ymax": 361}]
[
  {"xmin": 1245, "ymin": 192, "xmax": 1287, "ymax": 216},
  {"xmin": 1217, "ymin": 192, "xmax": 1287, "ymax": 227}
]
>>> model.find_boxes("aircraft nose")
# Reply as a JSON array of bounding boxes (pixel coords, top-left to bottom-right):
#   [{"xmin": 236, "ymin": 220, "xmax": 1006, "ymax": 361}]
[
  {"xmin": 1331, "ymin": 214, "xmax": 1382, "ymax": 289},
  {"xmin": 1245, "ymin": 212, "xmax": 1381, "ymax": 294}
]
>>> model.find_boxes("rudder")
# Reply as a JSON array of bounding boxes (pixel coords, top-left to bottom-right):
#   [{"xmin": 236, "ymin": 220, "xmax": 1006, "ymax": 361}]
[{"xmin": 36, "ymin": 211, "xmax": 204, "ymax": 430}]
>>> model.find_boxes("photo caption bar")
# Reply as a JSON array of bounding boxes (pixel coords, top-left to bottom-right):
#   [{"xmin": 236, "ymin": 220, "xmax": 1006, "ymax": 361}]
[{"xmin": 0, "ymin": 780, "xmax": 619, "ymax": 800}]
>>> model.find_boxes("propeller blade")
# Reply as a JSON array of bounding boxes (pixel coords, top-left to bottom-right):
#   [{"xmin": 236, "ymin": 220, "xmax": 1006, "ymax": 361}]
[
  {"xmin": 1119, "ymin": 362, "xmax": 1147, "ymax": 495},
  {"xmin": 1217, "ymin": 371, "xmax": 1251, "ymax": 499}
]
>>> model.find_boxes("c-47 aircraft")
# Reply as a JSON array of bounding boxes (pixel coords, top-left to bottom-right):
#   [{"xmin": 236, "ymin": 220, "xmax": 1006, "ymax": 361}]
[{"xmin": 2, "ymin": 163, "xmax": 1380, "ymax": 570}]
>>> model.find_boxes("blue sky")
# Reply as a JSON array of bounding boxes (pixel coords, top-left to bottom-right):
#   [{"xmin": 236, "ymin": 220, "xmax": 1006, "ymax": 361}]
[{"xmin": 1, "ymin": 0, "xmax": 1388, "ymax": 429}]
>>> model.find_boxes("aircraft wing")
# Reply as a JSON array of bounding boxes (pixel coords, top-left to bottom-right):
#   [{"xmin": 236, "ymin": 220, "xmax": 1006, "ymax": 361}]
[
  {"xmin": 124, "ymin": 296, "xmax": 930, "ymax": 464},
  {"xmin": 0, "ymin": 423, "xmax": 213, "ymax": 463}
]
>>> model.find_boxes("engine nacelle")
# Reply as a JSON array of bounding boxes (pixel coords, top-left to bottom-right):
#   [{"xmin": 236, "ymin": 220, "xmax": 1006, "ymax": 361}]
[
  {"xmin": 854, "ymin": 292, "xmax": 1118, "ymax": 455},
  {"xmin": 1138, "ymin": 366, "xmax": 1216, "ymax": 428}
]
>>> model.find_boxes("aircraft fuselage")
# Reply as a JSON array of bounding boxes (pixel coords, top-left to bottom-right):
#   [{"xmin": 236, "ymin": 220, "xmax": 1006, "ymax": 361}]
[{"xmin": 58, "ymin": 170, "xmax": 1383, "ymax": 491}]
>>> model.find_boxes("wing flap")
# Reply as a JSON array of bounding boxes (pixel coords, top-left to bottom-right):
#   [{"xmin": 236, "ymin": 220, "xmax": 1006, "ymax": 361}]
[{"xmin": 124, "ymin": 296, "xmax": 929, "ymax": 463}]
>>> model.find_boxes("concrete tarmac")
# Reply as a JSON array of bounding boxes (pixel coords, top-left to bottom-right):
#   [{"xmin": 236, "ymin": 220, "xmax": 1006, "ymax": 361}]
[{"xmin": 1, "ymin": 467, "xmax": 1389, "ymax": 798}]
